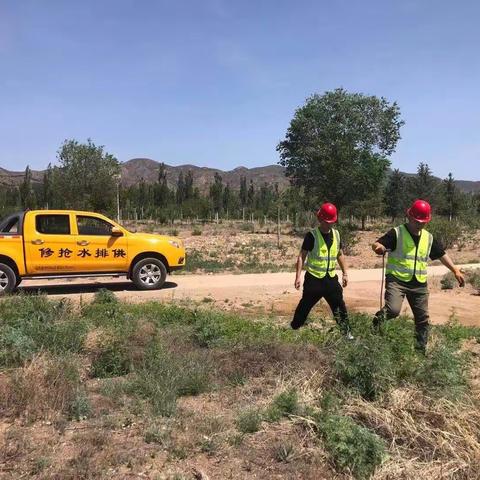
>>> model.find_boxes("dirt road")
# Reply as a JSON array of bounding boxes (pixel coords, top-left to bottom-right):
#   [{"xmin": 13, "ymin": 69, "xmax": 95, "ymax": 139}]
[{"xmin": 19, "ymin": 263, "xmax": 480, "ymax": 326}]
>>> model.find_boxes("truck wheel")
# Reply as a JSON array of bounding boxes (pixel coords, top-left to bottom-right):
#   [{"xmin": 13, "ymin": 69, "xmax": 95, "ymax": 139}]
[
  {"xmin": 132, "ymin": 258, "xmax": 167, "ymax": 290},
  {"xmin": 0, "ymin": 263, "xmax": 16, "ymax": 295}
]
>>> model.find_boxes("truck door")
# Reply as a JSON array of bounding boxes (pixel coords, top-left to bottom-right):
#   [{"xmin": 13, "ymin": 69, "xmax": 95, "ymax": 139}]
[
  {"xmin": 74, "ymin": 214, "xmax": 128, "ymax": 272},
  {"xmin": 25, "ymin": 213, "xmax": 77, "ymax": 274}
]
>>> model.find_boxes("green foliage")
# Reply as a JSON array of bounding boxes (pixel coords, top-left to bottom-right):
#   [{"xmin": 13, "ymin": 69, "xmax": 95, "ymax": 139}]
[
  {"xmin": 335, "ymin": 330, "xmax": 396, "ymax": 401},
  {"xmin": 428, "ymin": 217, "xmax": 462, "ymax": 249},
  {"xmin": 314, "ymin": 412, "xmax": 387, "ymax": 479},
  {"xmin": 265, "ymin": 389, "xmax": 300, "ymax": 422},
  {"xmin": 0, "ymin": 296, "xmax": 88, "ymax": 367},
  {"xmin": 127, "ymin": 343, "xmax": 211, "ymax": 416},
  {"xmin": 91, "ymin": 288, "xmax": 118, "ymax": 305},
  {"xmin": 90, "ymin": 339, "xmax": 131, "ymax": 378},
  {"xmin": 466, "ymin": 268, "xmax": 480, "ymax": 293},
  {"xmin": 236, "ymin": 408, "xmax": 262, "ymax": 434},
  {"xmin": 184, "ymin": 250, "xmax": 235, "ymax": 273},
  {"xmin": 415, "ymin": 346, "xmax": 468, "ymax": 399},
  {"xmin": 278, "ymin": 88, "xmax": 403, "ymax": 209},
  {"xmin": 441, "ymin": 272, "xmax": 456, "ymax": 290},
  {"xmin": 191, "ymin": 228, "xmax": 202, "ymax": 236},
  {"xmin": 54, "ymin": 138, "xmax": 120, "ymax": 213},
  {"xmin": 68, "ymin": 389, "xmax": 92, "ymax": 420},
  {"xmin": 336, "ymin": 222, "xmax": 359, "ymax": 255}
]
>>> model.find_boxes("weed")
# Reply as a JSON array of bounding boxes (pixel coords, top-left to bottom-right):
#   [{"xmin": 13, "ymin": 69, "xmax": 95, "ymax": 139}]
[
  {"xmin": 91, "ymin": 338, "xmax": 132, "ymax": 378},
  {"xmin": 416, "ymin": 345, "xmax": 468, "ymax": 399},
  {"xmin": 144, "ymin": 423, "xmax": 170, "ymax": 446},
  {"xmin": 31, "ymin": 456, "xmax": 51, "ymax": 475},
  {"xmin": 467, "ymin": 268, "xmax": 480, "ymax": 293},
  {"xmin": 334, "ymin": 331, "xmax": 396, "ymax": 401},
  {"xmin": 265, "ymin": 388, "xmax": 300, "ymax": 422},
  {"xmin": 191, "ymin": 228, "xmax": 202, "ymax": 236},
  {"xmin": 68, "ymin": 389, "xmax": 92, "ymax": 420},
  {"xmin": 127, "ymin": 343, "xmax": 211, "ymax": 416},
  {"xmin": 273, "ymin": 442, "xmax": 295, "ymax": 463},
  {"xmin": 0, "ymin": 296, "xmax": 88, "ymax": 368},
  {"xmin": 236, "ymin": 408, "xmax": 262, "ymax": 434},
  {"xmin": 314, "ymin": 412, "xmax": 387, "ymax": 479},
  {"xmin": 91, "ymin": 288, "xmax": 118, "ymax": 305},
  {"xmin": 441, "ymin": 272, "xmax": 456, "ymax": 290}
]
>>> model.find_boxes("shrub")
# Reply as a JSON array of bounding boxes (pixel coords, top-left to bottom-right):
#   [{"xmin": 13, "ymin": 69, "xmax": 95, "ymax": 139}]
[
  {"xmin": 428, "ymin": 218, "xmax": 462, "ymax": 249},
  {"xmin": 0, "ymin": 296, "xmax": 88, "ymax": 367},
  {"xmin": 334, "ymin": 333, "xmax": 396, "ymax": 401},
  {"xmin": 315, "ymin": 412, "xmax": 387, "ymax": 479},
  {"xmin": 127, "ymin": 343, "xmax": 211, "ymax": 416},
  {"xmin": 1, "ymin": 353, "xmax": 88, "ymax": 421},
  {"xmin": 416, "ymin": 345, "xmax": 468, "ymax": 399},
  {"xmin": 335, "ymin": 222, "xmax": 359, "ymax": 255},
  {"xmin": 440, "ymin": 272, "xmax": 456, "ymax": 290},
  {"xmin": 90, "ymin": 339, "xmax": 132, "ymax": 378},
  {"xmin": 265, "ymin": 389, "xmax": 300, "ymax": 422},
  {"xmin": 191, "ymin": 228, "xmax": 202, "ymax": 236},
  {"xmin": 236, "ymin": 408, "xmax": 262, "ymax": 434},
  {"xmin": 91, "ymin": 288, "xmax": 118, "ymax": 305},
  {"xmin": 466, "ymin": 268, "xmax": 480, "ymax": 294}
]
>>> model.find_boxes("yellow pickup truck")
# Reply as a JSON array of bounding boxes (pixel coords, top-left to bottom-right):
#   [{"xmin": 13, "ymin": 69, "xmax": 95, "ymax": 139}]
[{"xmin": 0, "ymin": 210, "xmax": 185, "ymax": 294}]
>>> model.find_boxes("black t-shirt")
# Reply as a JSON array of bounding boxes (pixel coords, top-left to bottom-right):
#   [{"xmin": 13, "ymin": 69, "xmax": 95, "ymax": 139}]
[
  {"xmin": 377, "ymin": 225, "xmax": 446, "ymax": 286},
  {"xmin": 302, "ymin": 230, "xmax": 344, "ymax": 252}
]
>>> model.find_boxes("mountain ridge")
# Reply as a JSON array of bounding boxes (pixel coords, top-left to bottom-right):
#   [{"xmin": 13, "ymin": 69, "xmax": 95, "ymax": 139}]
[{"xmin": 1, "ymin": 158, "xmax": 479, "ymax": 193}]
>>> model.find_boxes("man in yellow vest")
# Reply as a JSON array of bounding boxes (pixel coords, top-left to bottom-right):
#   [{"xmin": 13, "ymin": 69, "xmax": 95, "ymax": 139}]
[
  {"xmin": 292, "ymin": 202, "xmax": 352, "ymax": 338},
  {"xmin": 372, "ymin": 199, "xmax": 465, "ymax": 352}
]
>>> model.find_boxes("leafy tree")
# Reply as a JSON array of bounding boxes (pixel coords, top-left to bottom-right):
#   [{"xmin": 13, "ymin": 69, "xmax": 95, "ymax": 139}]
[
  {"xmin": 384, "ymin": 169, "xmax": 407, "ymax": 221},
  {"xmin": 240, "ymin": 176, "xmax": 247, "ymax": 208},
  {"xmin": 154, "ymin": 163, "xmax": 171, "ymax": 207},
  {"xmin": 19, "ymin": 166, "xmax": 36, "ymax": 209},
  {"xmin": 439, "ymin": 173, "xmax": 461, "ymax": 220},
  {"xmin": 41, "ymin": 163, "xmax": 54, "ymax": 208},
  {"xmin": 247, "ymin": 180, "xmax": 255, "ymax": 210},
  {"xmin": 176, "ymin": 172, "xmax": 185, "ymax": 204},
  {"xmin": 184, "ymin": 170, "xmax": 194, "ymax": 200},
  {"xmin": 407, "ymin": 163, "xmax": 439, "ymax": 203},
  {"xmin": 56, "ymin": 139, "xmax": 120, "ymax": 212},
  {"xmin": 277, "ymin": 88, "xmax": 403, "ymax": 209},
  {"xmin": 209, "ymin": 172, "xmax": 223, "ymax": 214}
]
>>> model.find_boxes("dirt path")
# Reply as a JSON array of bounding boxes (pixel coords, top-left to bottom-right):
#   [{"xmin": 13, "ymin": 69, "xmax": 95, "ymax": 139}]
[{"xmin": 19, "ymin": 263, "xmax": 480, "ymax": 325}]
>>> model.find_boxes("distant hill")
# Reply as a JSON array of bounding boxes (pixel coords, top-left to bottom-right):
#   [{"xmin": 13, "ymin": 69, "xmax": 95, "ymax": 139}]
[
  {"xmin": 120, "ymin": 158, "xmax": 289, "ymax": 192},
  {"xmin": 1, "ymin": 159, "xmax": 479, "ymax": 194}
]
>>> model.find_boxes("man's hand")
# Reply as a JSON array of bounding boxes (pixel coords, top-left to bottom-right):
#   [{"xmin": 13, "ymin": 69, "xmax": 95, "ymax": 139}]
[
  {"xmin": 372, "ymin": 243, "xmax": 387, "ymax": 256},
  {"xmin": 294, "ymin": 278, "xmax": 301, "ymax": 290},
  {"xmin": 454, "ymin": 268, "xmax": 465, "ymax": 287},
  {"xmin": 342, "ymin": 273, "xmax": 348, "ymax": 287}
]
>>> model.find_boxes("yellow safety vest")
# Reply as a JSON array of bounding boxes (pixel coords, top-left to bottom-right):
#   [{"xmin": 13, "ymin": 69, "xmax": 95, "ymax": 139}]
[
  {"xmin": 386, "ymin": 224, "xmax": 433, "ymax": 283},
  {"xmin": 305, "ymin": 228, "xmax": 340, "ymax": 279}
]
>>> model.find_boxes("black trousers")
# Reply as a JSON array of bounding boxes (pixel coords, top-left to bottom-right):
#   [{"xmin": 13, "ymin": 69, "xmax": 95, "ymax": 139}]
[{"xmin": 291, "ymin": 272, "xmax": 350, "ymax": 334}]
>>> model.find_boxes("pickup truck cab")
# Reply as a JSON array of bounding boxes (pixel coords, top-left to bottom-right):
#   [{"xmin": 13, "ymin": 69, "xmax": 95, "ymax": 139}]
[{"xmin": 0, "ymin": 210, "xmax": 185, "ymax": 294}]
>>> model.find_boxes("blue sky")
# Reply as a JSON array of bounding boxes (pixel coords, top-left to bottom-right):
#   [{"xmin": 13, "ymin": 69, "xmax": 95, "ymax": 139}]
[{"xmin": 0, "ymin": 0, "xmax": 479, "ymax": 180}]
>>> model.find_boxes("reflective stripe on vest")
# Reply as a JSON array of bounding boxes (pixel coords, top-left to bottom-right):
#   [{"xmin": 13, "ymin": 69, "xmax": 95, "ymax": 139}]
[
  {"xmin": 305, "ymin": 228, "xmax": 339, "ymax": 279},
  {"xmin": 386, "ymin": 225, "xmax": 433, "ymax": 283}
]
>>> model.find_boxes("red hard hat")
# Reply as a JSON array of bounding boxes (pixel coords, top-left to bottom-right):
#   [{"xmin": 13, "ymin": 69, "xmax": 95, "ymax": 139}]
[
  {"xmin": 316, "ymin": 202, "xmax": 338, "ymax": 223},
  {"xmin": 407, "ymin": 199, "xmax": 432, "ymax": 223}
]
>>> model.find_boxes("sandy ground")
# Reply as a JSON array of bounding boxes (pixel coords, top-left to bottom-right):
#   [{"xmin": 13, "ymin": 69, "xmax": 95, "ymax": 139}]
[{"xmin": 19, "ymin": 263, "xmax": 480, "ymax": 326}]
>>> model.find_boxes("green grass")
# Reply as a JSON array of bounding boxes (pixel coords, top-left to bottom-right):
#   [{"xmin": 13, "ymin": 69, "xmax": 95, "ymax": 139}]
[{"xmin": 1, "ymin": 294, "xmax": 479, "ymax": 478}]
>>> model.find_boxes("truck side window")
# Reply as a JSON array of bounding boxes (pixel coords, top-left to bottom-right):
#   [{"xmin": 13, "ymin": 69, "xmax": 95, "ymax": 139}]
[
  {"xmin": 36, "ymin": 215, "xmax": 70, "ymax": 235},
  {"xmin": 0, "ymin": 216, "xmax": 19, "ymax": 233},
  {"xmin": 77, "ymin": 216, "xmax": 113, "ymax": 236}
]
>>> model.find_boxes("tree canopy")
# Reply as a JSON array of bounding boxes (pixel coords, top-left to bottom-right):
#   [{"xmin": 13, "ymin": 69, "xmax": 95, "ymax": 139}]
[{"xmin": 277, "ymin": 88, "xmax": 404, "ymax": 209}]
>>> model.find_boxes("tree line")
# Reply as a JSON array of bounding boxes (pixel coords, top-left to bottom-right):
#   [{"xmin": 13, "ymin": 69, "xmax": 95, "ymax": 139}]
[{"xmin": 1, "ymin": 89, "xmax": 479, "ymax": 228}]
